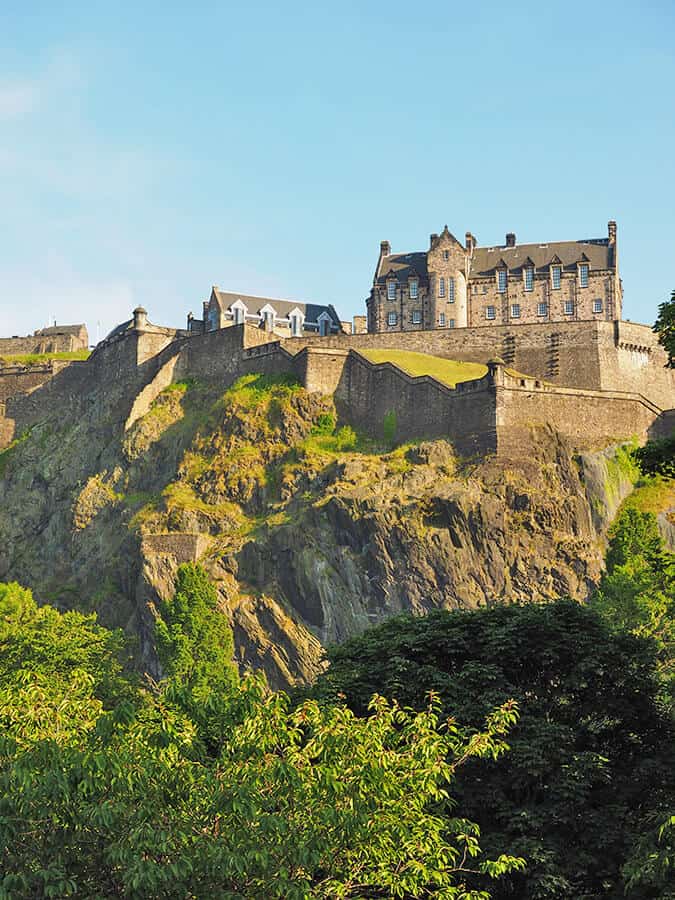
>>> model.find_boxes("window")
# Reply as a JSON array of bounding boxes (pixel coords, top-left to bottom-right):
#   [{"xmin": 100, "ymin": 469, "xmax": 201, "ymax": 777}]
[
  {"xmin": 482, "ymin": 285, "xmax": 488, "ymax": 294},
  {"xmin": 387, "ymin": 311, "xmax": 397, "ymax": 326},
  {"xmin": 318, "ymin": 314, "xmax": 331, "ymax": 336},
  {"xmin": 551, "ymin": 265, "xmax": 562, "ymax": 290},
  {"xmin": 232, "ymin": 304, "xmax": 245, "ymax": 325},
  {"xmin": 497, "ymin": 269, "xmax": 507, "ymax": 293},
  {"xmin": 593, "ymin": 299, "xmax": 603, "ymax": 313},
  {"xmin": 579, "ymin": 264, "xmax": 589, "ymax": 287},
  {"xmin": 439, "ymin": 313, "xmax": 446, "ymax": 326},
  {"xmin": 486, "ymin": 305, "xmax": 496, "ymax": 320},
  {"xmin": 511, "ymin": 303, "xmax": 521, "ymax": 318},
  {"xmin": 448, "ymin": 318, "xmax": 455, "ymax": 328},
  {"xmin": 262, "ymin": 309, "xmax": 275, "ymax": 330},
  {"xmin": 448, "ymin": 276, "xmax": 455, "ymax": 302},
  {"xmin": 409, "ymin": 279, "xmax": 418, "ymax": 299},
  {"xmin": 387, "ymin": 281, "xmax": 396, "ymax": 300},
  {"xmin": 443, "ymin": 250, "xmax": 449, "ymax": 260},
  {"xmin": 564, "ymin": 300, "xmax": 574, "ymax": 315},
  {"xmin": 524, "ymin": 266, "xmax": 534, "ymax": 291},
  {"xmin": 537, "ymin": 302, "xmax": 548, "ymax": 317},
  {"xmin": 412, "ymin": 309, "xmax": 422, "ymax": 324},
  {"xmin": 439, "ymin": 277, "xmax": 445, "ymax": 298},
  {"xmin": 290, "ymin": 314, "xmax": 302, "ymax": 336}
]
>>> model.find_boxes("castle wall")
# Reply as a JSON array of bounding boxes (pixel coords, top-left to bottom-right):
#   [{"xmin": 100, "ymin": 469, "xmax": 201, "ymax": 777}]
[
  {"xmin": 0, "ymin": 327, "xmax": 88, "ymax": 356},
  {"xmin": 0, "ymin": 363, "xmax": 69, "ymax": 404}
]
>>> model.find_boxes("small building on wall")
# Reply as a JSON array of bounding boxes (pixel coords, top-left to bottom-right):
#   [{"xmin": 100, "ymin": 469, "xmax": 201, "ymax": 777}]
[
  {"xmin": 367, "ymin": 221, "xmax": 622, "ymax": 333},
  {"xmin": 190, "ymin": 288, "xmax": 344, "ymax": 338}
]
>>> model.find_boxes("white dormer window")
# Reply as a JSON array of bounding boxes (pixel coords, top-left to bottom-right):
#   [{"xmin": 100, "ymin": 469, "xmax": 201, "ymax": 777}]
[
  {"xmin": 579, "ymin": 263, "xmax": 589, "ymax": 287},
  {"xmin": 317, "ymin": 311, "xmax": 332, "ymax": 336},
  {"xmin": 259, "ymin": 303, "xmax": 276, "ymax": 330},
  {"xmin": 448, "ymin": 276, "xmax": 455, "ymax": 302},
  {"xmin": 409, "ymin": 279, "xmax": 418, "ymax": 299},
  {"xmin": 288, "ymin": 307, "xmax": 304, "ymax": 337},
  {"xmin": 439, "ymin": 277, "xmax": 445, "ymax": 298},
  {"xmin": 231, "ymin": 299, "xmax": 247, "ymax": 326},
  {"xmin": 497, "ymin": 269, "xmax": 507, "ymax": 293},
  {"xmin": 524, "ymin": 266, "xmax": 534, "ymax": 291},
  {"xmin": 551, "ymin": 265, "xmax": 562, "ymax": 290},
  {"xmin": 387, "ymin": 281, "xmax": 396, "ymax": 300}
]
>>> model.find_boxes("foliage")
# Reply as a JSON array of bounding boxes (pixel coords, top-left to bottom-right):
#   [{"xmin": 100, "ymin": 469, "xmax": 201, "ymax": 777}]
[
  {"xmin": 383, "ymin": 408, "xmax": 397, "ymax": 445},
  {"xmin": 0, "ymin": 350, "xmax": 90, "ymax": 366},
  {"xmin": 653, "ymin": 288, "xmax": 675, "ymax": 367},
  {"xmin": 0, "ymin": 575, "xmax": 524, "ymax": 898},
  {"xmin": 634, "ymin": 434, "xmax": 675, "ymax": 479},
  {"xmin": 310, "ymin": 600, "xmax": 675, "ymax": 899},
  {"xmin": 592, "ymin": 507, "xmax": 675, "ymax": 710}
]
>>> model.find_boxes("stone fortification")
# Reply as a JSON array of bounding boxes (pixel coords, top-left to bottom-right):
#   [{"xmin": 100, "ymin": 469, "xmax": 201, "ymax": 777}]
[
  {"xmin": 0, "ymin": 324, "xmax": 88, "ymax": 356},
  {"xmin": 0, "ymin": 311, "xmax": 672, "ymax": 459}
]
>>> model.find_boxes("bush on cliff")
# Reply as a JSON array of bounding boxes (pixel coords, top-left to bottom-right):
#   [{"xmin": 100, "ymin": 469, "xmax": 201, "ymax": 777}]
[
  {"xmin": 0, "ymin": 572, "xmax": 524, "ymax": 899},
  {"xmin": 310, "ymin": 601, "xmax": 675, "ymax": 899}
]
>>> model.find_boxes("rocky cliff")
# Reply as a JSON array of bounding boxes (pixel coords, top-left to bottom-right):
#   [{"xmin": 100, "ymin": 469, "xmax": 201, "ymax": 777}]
[{"xmin": 0, "ymin": 373, "xmax": 641, "ymax": 689}]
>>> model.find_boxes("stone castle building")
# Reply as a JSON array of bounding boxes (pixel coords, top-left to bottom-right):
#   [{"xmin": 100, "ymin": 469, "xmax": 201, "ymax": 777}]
[
  {"xmin": 367, "ymin": 221, "xmax": 622, "ymax": 333},
  {"xmin": 190, "ymin": 287, "xmax": 344, "ymax": 338}
]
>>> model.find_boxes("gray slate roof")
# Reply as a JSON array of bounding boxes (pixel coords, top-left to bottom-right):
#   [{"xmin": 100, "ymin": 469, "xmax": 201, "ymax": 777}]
[
  {"xmin": 213, "ymin": 290, "xmax": 341, "ymax": 327},
  {"xmin": 470, "ymin": 239, "xmax": 612, "ymax": 276},
  {"xmin": 375, "ymin": 253, "xmax": 428, "ymax": 285}
]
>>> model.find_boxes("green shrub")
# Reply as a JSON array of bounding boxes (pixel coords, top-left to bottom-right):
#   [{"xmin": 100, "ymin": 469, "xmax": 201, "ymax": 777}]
[
  {"xmin": 312, "ymin": 412, "xmax": 336, "ymax": 436},
  {"xmin": 335, "ymin": 425, "xmax": 357, "ymax": 451},
  {"xmin": 383, "ymin": 409, "xmax": 397, "ymax": 445},
  {"xmin": 634, "ymin": 435, "xmax": 675, "ymax": 479}
]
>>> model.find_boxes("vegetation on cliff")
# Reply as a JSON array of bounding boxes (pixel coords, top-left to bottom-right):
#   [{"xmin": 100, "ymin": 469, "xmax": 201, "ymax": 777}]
[{"xmin": 653, "ymin": 287, "xmax": 675, "ymax": 367}]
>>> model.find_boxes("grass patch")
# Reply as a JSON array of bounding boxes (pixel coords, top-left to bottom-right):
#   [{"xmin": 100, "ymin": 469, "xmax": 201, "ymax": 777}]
[
  {"xmin": 0, "ymin": 350, "xmax": 90, "ymax": 366},
  {"xmin": 622, "ymin": 475, "xmax": 675, "ymax": 519},
  {"xmin": 360, "ymin": 349, "xmax": 487, "ymax": 388}
]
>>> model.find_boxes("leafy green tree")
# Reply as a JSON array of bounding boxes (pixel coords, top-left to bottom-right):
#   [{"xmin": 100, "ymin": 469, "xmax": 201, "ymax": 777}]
[
  {"xmin": 310, "ymin": 601, "xmax": 675, "ymax": 899},
  {"xmin": 0, "ymin": 577, "xmax": 524, "ymax": 898},
  {"xmin": 592, "ymin": 507, "xmax": 675, "ymax": 707},
  {"xmin": 654, "ymin": 288, "xmax": 675, "ymax": 367},
  {"xmin": 634, "ymin": 434, "xmax": 675, "ymax": 478}
]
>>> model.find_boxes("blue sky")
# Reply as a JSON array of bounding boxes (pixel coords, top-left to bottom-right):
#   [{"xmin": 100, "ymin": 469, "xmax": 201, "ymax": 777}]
[{"xmin": 1, "ymin": 0, "xmax": 674, "ymax": 341}]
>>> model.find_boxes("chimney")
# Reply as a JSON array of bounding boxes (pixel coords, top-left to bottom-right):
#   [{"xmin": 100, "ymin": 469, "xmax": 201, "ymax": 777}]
[
  {"xmin": 430, "ymin": 233, "xmax": 439, "ymax": 248},
  {"xmin": 608, "ymin": 220, "xmax": 617, "ymax": 245},
  {"xmin": 133, "ymin": 306, "xmax": 148, "ymax": 331},
  {"xmin": 505, "ymin": 232, "xmax": 516, "ymax": 247},
  {"xmin": 380, "ymin": 240, "xmax": 391, "ymax": 257},
  {"xmin": 465, "ymin": 232, "xmax": 474, "ymax": 253}
]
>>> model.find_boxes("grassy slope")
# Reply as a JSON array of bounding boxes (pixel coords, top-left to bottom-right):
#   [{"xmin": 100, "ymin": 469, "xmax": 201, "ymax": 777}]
[
  {"xmin": 0, "ymin": 350, "xmax": 90, "ymax": 365},
  {"xmin": 359, "ymin": 349, "xmax": 487, "ymax": 388}
]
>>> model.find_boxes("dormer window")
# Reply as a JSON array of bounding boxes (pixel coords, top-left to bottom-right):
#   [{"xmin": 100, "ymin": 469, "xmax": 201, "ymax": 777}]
[
  {"xmin": 409, "ymin": 279, "xmax": 418, "ymax": 299},
  {"xmin": 231, "ymin": 300, "xmax": 247, "ymax": 326},
  {"xmin": 579, "ymin": 263, "xmax": 589, "ymax": 287},
  {"xmin": 288, "ymin": 307, "xmax": 304, "ymax": 337},
  {"xmin": 448, "ymin": 276, "xmax": 455, "ymax": 302},
  {"xmin": 497, "ymin": 269, "xmax": 507, "ymax": 293},
  {"xmin": 387, "ymin": 281, "xmax": 396, "ymax": 300},
  {"xmin": 439, "ymin": 277, "xmax": 445, "ymax": 298},
  {"xmin": 524, "ymin": 266, "xmax": 534, "ymax": 292},
  {"xmin": 551, "ymin": 265, "xmax": 562, "ymax": 290}
]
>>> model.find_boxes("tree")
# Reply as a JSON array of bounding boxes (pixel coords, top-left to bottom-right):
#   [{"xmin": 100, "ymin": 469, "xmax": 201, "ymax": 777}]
[
  {"xmin": 0, "ymin": 577, "xmax": 524, "ymax": 898},
  {"xmin": 310, "ymin": 601, "xmax": 675, "ymax": 899},
  {"xmin": 654, "ymin": 288, "xmax": 675, "ymax": 367}
]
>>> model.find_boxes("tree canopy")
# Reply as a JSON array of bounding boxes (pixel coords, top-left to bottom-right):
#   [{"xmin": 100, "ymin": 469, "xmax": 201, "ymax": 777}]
[
  {"xmin": 311, "ymin": 601, "xmax": 675, "ymax": 899},
  {"xmin": 654, "ymin": 288, "xmax": 675, "ymax": 367}
]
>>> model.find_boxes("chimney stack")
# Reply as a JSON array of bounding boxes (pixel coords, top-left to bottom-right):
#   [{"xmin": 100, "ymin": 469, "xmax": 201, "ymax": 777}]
[
  {"xmin": 133, "ymin": 306, "xmax": 148, "ymax": 331},
  {"xmin": 380, "ymin": 240, "xmax": 391, "ymax": 257},
  {"xmin": 465, "ymin": 232, "xmax": 474, "ymax": 253},
  {"xmin": 505, "ymin": 232, "xmax": 516, "ymax": 247},
  {"xmin": 430, "ymin": 233, "xmax": 439, "ymax": 247},
  {"xmin": 608, "ymin": 220, "xmax": 617, "ymax": 245}
]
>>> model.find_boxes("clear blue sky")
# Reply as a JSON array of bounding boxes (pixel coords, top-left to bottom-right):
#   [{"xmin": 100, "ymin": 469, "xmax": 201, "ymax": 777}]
[{"xmin": 1, "ymin": 0, "xmax": 674, "ymax": 341}]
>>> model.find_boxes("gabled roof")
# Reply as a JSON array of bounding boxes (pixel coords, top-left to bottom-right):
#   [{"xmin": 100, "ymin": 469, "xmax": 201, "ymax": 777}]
[
  {"xmin": 375, "ymin": 252, "xmax": 428, "ymax": 285},
  {"xmin": 35, "ymin": 324, "xmax": 87, "ymax": 337},
  {"xmin": 211, "ymin": 289, "xmax": 341, "ymax": 327},
  {"xmin": 470, "ymin": 239, "xmax": 612, "ymax": 276}
]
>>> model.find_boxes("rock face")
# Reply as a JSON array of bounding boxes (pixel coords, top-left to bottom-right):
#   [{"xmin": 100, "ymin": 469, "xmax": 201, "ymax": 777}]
[{"xmin": 0, "ymin": 373, "xmax": 641, "ymax": 689}]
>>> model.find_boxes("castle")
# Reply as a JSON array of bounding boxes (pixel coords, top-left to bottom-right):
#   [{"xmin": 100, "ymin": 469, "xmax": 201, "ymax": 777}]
[
  {"xmin": 0, "ymin": 218, "xmax": 673, "ymax": 460},
  {"xmin": 367, "ymin": 222, "xmax": 621, "ymax": 333}
]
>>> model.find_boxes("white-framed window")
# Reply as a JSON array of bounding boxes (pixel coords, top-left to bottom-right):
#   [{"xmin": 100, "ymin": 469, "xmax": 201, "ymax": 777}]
[
  {"xmin": 579, "ymin": 263, "xmax": 589, "ymax": 287},
  {"xmin": 387, "ymin": 311, "xmax": 397, "ymax": 326},
  {"xmin": 439, "ymin": 277, "xmax": 445, "ymax": 298},
  {"xmin": 482, "ymin": 285, "xmax": 488, "ymax": 294},
  {"xmin": 511, "ymin": 303, "xmax": 521, "ymax": 318},
  {"xmin": 448, "ymin": 318, "xmax": 455, "ymax": 328},
  {"xmin": 262, "ymin": 308, "xmax": 275, "ymax": 330},
  {"xmin": 289, "ymin": 315, "xmax": 302, "ymax": 336},
  {"xmin": 439, "ymin": 313, "xmax": 446, "ymax": 326},
  {"xmin": 593, "ymin": 298, "xmax": 603, "ymax": 313},
  {"xmin": 409, "ymin": 279, "xmax": 418, "ymax": 299},
  {"xmin": 564, "ymin": 300, "xmax": 574, "ymax": 315},
  {"xmin": 497, "ymin": 269, "xmax": 507, "ymax": 293},
  {"xmin": 231, "ymin": 301, "xmax": 247, "ymax": 326},
  {"xmin": 551, "ymin": 265, "xmax": 562, "ymax": 290},
  {"xmin": 387, "ymin": 281, "xmax": 396, "ymax": 300},
  {"xmin": 524, "ymin": 266, "xmax": 534, "ymax": 291},
  {"xmin": 537, "ymin": 302, "xmax": 548, "ymax": 317},
  {"xmin": 448, "ymin": 276, "xmax": 455, "ymax": 302},
  {"xmin": 411, "ymin": 309, "xmax": 422, "ymax": 324},
  {"xmin": 486, "ymin": 305, "xmax": 496, "ymax": 320}
]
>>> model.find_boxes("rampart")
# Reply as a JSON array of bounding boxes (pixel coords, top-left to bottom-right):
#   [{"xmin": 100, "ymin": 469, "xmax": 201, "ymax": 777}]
[{"xmin": 0, "ymin": 324, "xmax": 88, "ymax": 356}]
